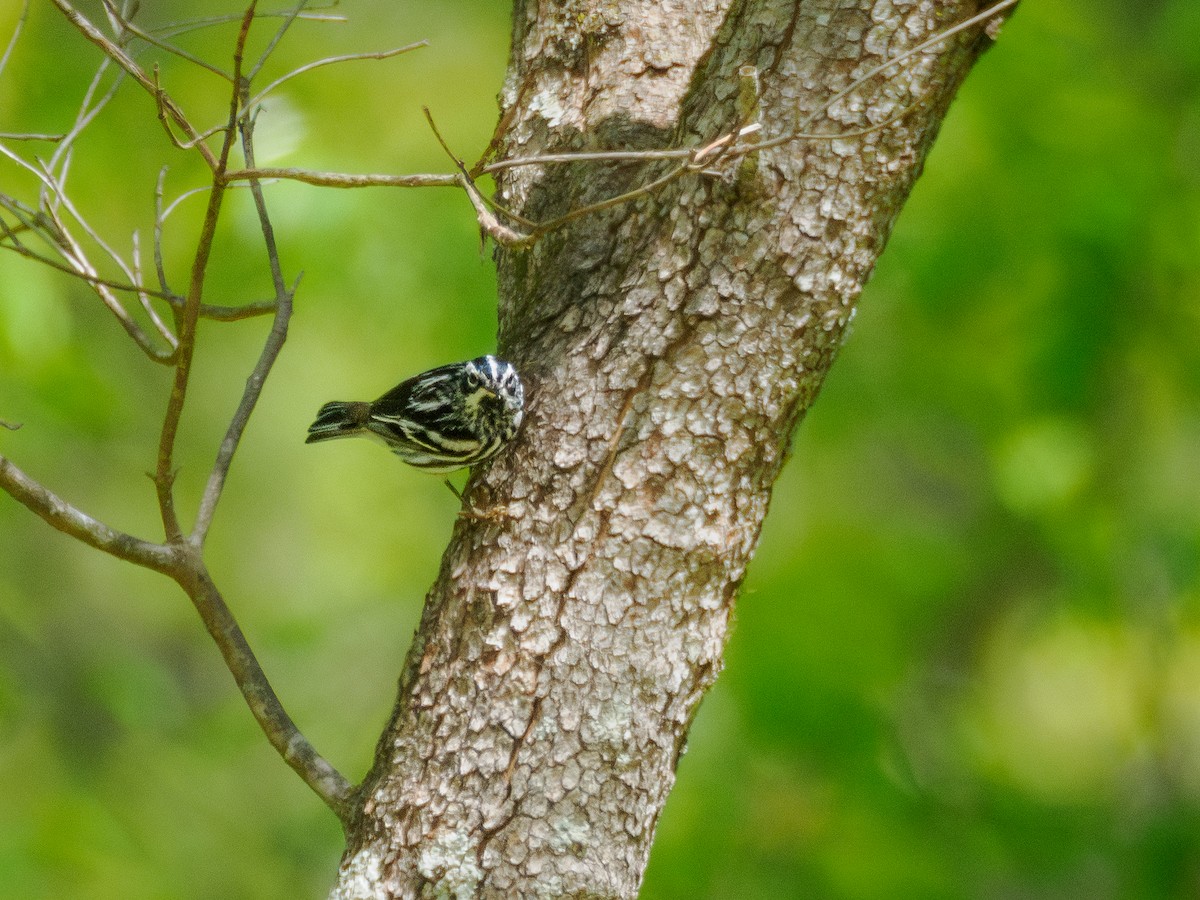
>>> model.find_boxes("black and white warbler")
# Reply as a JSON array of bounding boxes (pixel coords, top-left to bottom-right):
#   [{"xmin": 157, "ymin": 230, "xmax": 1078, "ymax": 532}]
[{"xmin": 305, "ymin": 355, "xmax": 524, "ymax": 489}]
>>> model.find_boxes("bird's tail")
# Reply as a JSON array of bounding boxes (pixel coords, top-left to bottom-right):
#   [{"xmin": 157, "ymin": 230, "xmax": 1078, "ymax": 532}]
[{"xmin": 305, "ymin": 401, "xmax": 371, "ymax": 444}]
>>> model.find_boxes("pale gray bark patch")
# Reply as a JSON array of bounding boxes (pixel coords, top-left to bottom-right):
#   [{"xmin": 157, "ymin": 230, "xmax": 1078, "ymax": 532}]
[{"xmin": 330, "ymin": 1, "xmax": 1002, "ymax": 897}]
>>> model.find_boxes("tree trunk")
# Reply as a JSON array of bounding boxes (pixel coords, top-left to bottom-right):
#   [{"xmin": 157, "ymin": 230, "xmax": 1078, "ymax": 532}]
[{"xmin": 331, "ymin": 1, "xmax": 1005, "ymax": 896}]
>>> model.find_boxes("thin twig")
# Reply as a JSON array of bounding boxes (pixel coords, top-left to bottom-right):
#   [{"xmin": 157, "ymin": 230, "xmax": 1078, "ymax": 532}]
[
  {"xmin": 159, "ymin": 184, "xmax": 217, "ymax": 223},
  {"xmin": 0, "ymin": 0, "xmax": 27, "ymax": 81},
  {"xmin": 0, "ymin": 132, "xmax": 65, "ymax": 142},
  {"xmin": 0, "ymin": 223, "xmax": 180, "ymax": 302},
  {"xmin": 36, "ymin": 157, "xmax": 142, "ymax": 290},
  {"xmin": 50, "ymin": 0, "xmax": 219, "ymax": 170},
  {"xmin": 217, "ymin": 93, "xmax": 932, "ymax": 222},
  {"xmin": 30, "ymin": 168, "xmax": 174, "ymax": 361},
  {"xmin": 223, "ymin": 167, "xmax": 459, "ymax": 188},
  {"xmin": 0, "ymin": 239, "xmax": 259, "ymax": 319},
  {"xmin": 247, "ymin": 0, "xmax": 307, "ymax": 82},
  {"xmin": 1, "ymin": 186, "xmax": 263, "ymax": 323},
  {"xmin": 193, "ymin": 82, "xmax": 297, "ymax": 542},
  {"xmin": 132, "ymin": 229, "xmax": 179, "ymax": 349},
  {"xmin": 101, "ymin": 0, "xmax": 234, "ymax": 81},
  {"xmin": 0, "ymin": 420, "xmax": 22, "ymax": 431},
  {"xmin": 181, "ymin": 5, "xmax": 352, "ymax": 818},
  {"xmin": 153, "ymin": 171, "xmax": 276, "ymax": 320},
  {"xmin": 472, "ymin": 0, "xmax": 1018, "ymax": 237},
  {"xmin": 750, "ymin": 94, "xmax": 929, "ymax": 155},
  {"xmin": 244, "ymin": 41, "xmax": 428, "ymax": 112},
  {"xmin": 471, "ymin": 107, "xmax": 917, "ymax": 236},
  {"xmin": 0, "ymin": 153, "xmax": 174, "ymax": 361},
  {"xmin": 171, "ymin": 295, "xmax": 279, "ymax": 321},
  {"xmin": 153, "ymin": 6, "xmax": 255, "ymax": 539},
  {"xmin": 423, "ymin": 106, "xmax": 532, "ymax": 247},
  {"xmin": 533, "ymin": 159, "xmax": 691, "ymax": 236},
  {"xmin": 151, "ymin": 65, "xmax": 227, "ymax": 154},
  {"xmin": 0, "ymin": 448, "xmax": 352, "ymax": 819},
  {"xmin": 191, "ymin": 284, "xmax": 298, "ymax": 539},
  {"xmin": 44, "ymin": 59, "xmax": 122, "ymax": 204},
  {"xmin": 457, "ymin": 173, "xmax": 532, "ymax": 247},
  {"xmin": 151, "ymin": 5, "xmax": 345, "ymax": 41},
  {"xmin": 159, "ymin": 180, "xmax": 269, "ymax": 222},
  {"xmin": 153, "ymin": 167, "xmax": 173, "ymax": 297},
  {"xmin": 512, "ymin": 124, "xmax": 755, "ymax": 239},
  {"xmin": 153, "ymin": 87, "xmax": 230, "ymax": 151},
  {"xmin": 483, "ymin": 146, "xmax": 697, "ymax": 173},
  {"xmin": 207, "ymin": 2, "xmax": 980, "ymax": 245}
]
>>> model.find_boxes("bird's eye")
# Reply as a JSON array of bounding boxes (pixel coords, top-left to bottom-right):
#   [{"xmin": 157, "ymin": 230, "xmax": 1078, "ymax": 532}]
[{"xmin": 464, "ymin": 369, "xmax": 480, "ymax": 389}]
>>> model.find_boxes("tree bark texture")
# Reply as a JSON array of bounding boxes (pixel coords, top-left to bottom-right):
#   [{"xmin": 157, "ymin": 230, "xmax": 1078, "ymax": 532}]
[{"xmin": 332, "ymin": 1, "xmax": 1004, "ymax": 897}]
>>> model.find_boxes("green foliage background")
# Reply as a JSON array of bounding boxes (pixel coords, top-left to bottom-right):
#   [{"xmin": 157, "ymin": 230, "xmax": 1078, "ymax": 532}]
[{"xmin": 1, "ymin": 2, "xmax": 1197, "ymax": 897}]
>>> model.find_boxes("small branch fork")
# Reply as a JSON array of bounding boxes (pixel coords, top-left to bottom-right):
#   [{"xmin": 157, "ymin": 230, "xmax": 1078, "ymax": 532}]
[
  {"xmin": 226, "ymin": 0, "xmax": 1020, "ymax": 248},
  {"xmin": 0, "ymin": 0, "xmax": 362, "ymax": 824},
  {"xmin": 0, "ymin": 0, "xmax": 1018, "ymax": 827}
]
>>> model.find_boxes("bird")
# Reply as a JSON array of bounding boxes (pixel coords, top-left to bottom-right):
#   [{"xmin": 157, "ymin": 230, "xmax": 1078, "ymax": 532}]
[{"xmin": 305, "ymin": 355, "xmax": 524, "ymax": 499}]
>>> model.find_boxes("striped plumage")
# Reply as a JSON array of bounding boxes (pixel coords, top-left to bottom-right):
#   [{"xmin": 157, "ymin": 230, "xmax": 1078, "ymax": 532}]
[{"xmin": 305, "ymin": 356, "xmax": 524, "ymax": 474}]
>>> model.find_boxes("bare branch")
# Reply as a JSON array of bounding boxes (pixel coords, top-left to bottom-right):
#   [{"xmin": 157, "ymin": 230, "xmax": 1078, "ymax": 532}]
[
  {"xmin": 244, "ymin": 41, "xmax": 428, "ymax": 112},
  {"xmin": 527, "ymin": 158, "xmax": 692, "ymax": 237},
  {"xmin": 152, "ymin": 167, "xmax": 173, "ymax": 296},
  {"xmin": 1, "ymin": 187, "xmax": 262, "ymax": 323},
  {"xmin": 0, "ymin": 0, "xmax": 27, "ymax": 81},
  {"xmin": 175, "ymin": 295, "xmax": 279, "ymax": 321},
  {"xmin": 153, "ymin": 3, "xmax": 352, "ymax": 819},
  {"xmin": 152, "ymin": 171, "xmax": 277, "ymax": 321},
  {"xmin": 193, "ymin": 86, "xmax": 297, "ymax": 542},
  {"xmin": 751, "ymin": 96, "xmax": 928, "ymax": 155},
  {"xmin": 477, "ymin": 120, "xmax": 959, "ymax": 176},
  {"xmin": 470, "ymin": 0, "xmax": 1018, "ymax": 236},
  {"xmin": 158, "ymin": 180, "xmax": 273, "ymax": 223},
  {"xmin": 98, "ymin": 0, "xmax": 123, "ymax": 35},
  {"xmin": 40, "ymin": 206, "xmax": 173, "ymax": 361},
  {"xmin": 6, "ymin": 0, "xmax": 353, "ymax": 829},
  {"xmin": 49, "ymin": 0, "xmax": 219, "ymax": 170},
  {"xmin": 458, "ymin": 174, "xmax": 533, "ymax": 247},
  {"xmin": 482, "ymin": 146, "xmax": 698, "ymax": 174},
  {"xmin": 247, "ymin": 0, "xmax": 308, "ymax": 82},
  {"xmin": 491, "ymin": 126, "xmax": 753, "ymax": 241},
  {"xmin": 209, "ymin": 0, "xmax": 986, "ymax": 254},
  {"xmin": 223, "ymin": 0, "xmax": 1006, "ymax": 247},
  {"xmin": 173, "ymin": 557, "xmax": 354, "ymax": 820},
  {"xmin": 100, "ymin": 0, "xmax": 234, "ymax": 82},
  {"xmin": 0, "ymin": 212, "xmax": 181, "ymax": 303},
  {"xmin": 0, "ymin": 132, "xmax": 65, "ymax": 142},
  {"xmin": 0, "ymin": 420, "xmax": 22, "ymax": 431},
  {"xmin": 422, "ymin": 106, "xmax": 532, "ymax": 247},
  {"xmin": 223, "ymin": 167, "xmax": 458, "ymax": 188},
  {"xmin": 151, "ymin": 4, "xmax": 346, "ymax": 41},
  {"xmin": 151, "ymin": 64, "xmax": 228, "ymax": 155},
  {"xmin": 132, "ymin": 229, "xmax": 179, "ymax": 349},
  {"xmin": 0, "ymin": 453, "xmax": 175, "ymax": 572},
  {"xmin": 0, "ymin": 455, "xmax": 353, "ymax": 819},
  {"xmin": 154, "ymin": 5, "xmax": 256, "ymax": 539},
  {"xmin": 35, "ymin": 157, "xmax": 144, "ymax": 290},
  {"xmin": 0, "ymin": 159, "xmax": 175, "ymax": 362},
  {"xmin": 44, "ymin": 59, "xmax": 125, "ymax": 186}
]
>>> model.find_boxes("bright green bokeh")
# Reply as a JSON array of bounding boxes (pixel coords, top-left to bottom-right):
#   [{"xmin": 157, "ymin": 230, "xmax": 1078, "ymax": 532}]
[{"xmin": 1, "ymin": 2, "xmax": 1197, "ymax": 898}]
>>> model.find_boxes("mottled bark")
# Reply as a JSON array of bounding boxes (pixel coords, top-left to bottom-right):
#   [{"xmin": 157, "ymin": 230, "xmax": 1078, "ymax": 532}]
[{"xmin": 331, "ymin": 1, "xmax": 1005, "ymax": 897}]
